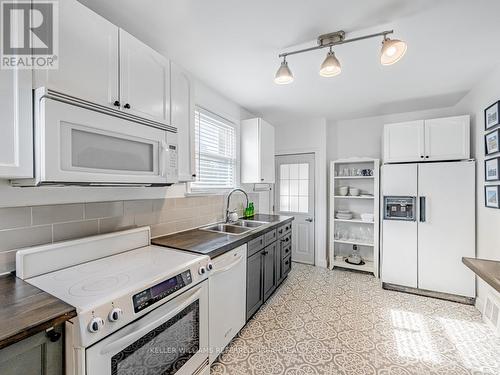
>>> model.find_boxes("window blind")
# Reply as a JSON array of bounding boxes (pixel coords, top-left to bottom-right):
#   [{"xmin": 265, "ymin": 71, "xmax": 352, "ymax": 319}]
[{"xmin": 191, "ymin": 107, "xmax": 236, "ymax": 190}]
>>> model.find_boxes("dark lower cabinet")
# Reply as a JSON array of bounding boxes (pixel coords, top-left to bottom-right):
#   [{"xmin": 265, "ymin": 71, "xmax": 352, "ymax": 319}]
[
  {"xmin": 0, "ymin": 325, "xmax": 63, "ymax": 375},
  {"xmin": 263, "ymin": 242, "xmax": 277, "ymax": 301},
  {"xmin": 246, "ymin": 249, "xmax": 264, "ymax": 319},
  {"xmin": 246, "ymin": 223, "xmax": 293, "ymax": 321}
]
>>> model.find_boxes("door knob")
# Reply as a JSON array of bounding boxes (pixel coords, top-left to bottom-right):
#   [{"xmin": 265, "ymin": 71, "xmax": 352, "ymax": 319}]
[{"xmin": 305, "ymin": 218, "xmax": 313, "ymax": 222}]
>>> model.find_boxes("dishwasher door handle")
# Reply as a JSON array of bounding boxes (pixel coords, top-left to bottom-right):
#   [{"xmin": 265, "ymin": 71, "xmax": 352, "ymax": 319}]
[{"xmin": 211, "ymin": 254, "xmax": 244, "ymax": 276}]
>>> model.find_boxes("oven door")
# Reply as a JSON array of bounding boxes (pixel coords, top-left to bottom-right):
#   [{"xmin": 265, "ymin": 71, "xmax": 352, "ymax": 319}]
[
  {"xmin": 86, "ymin": 281, "xmax": 208, "ymax": 375},
  {"xmin": 35, "ymin": 95, "xmax": 178, "ymax": 185}
]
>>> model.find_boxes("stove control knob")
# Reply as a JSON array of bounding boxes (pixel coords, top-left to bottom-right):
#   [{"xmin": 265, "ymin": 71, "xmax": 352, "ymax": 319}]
[
  {"xmin": 108, "ymin": 308, "xmax": 123, "ymax": 322},
  {"xmin": 88, "ymin": 317, "xmax": 104, "ymax": 333},
  {"xmin": 198, "ymin": 266, "xmax": 206, "ymax": 275},
  {"xmin": 206, "ymin": 262, "xmax": 214, "ymax": 271}
]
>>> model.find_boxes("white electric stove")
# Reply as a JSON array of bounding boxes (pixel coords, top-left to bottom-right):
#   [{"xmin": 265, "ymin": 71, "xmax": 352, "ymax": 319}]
[{"xmin": 16, "ymin": 227, "xmax": 212, "ymax": 375}]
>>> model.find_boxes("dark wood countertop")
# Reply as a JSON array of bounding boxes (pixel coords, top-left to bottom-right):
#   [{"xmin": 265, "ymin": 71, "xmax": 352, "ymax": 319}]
[
  {"xmin": 0, "ymin": 273, "xmax": 77, "ymax": 350},
  {"xmin": 152, "ymin": 214, "xmax": 294, "ymax": 258},
  {"xmin": 463, "ymin": 257, "xmax": 500, "ymax": 293}
]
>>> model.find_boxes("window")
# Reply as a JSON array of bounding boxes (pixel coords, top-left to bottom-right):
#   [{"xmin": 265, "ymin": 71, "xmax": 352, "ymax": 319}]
[
  {"xmin": 279, "ymin": 163, "xmax": 309, "ymax": 213},
  {"xmin": 191, "ymin": 107, "xmax": 237, "ymax": 191}
]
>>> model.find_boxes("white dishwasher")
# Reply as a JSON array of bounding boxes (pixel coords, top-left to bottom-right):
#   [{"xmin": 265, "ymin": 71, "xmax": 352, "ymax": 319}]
[{"xmin": 208, "ymin": 244, "xmax": 247, "ymax": 364}]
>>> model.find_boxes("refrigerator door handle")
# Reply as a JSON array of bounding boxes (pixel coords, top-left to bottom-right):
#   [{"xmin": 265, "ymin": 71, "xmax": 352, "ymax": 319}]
[{"xmin": 419, "ymin": 196, "xmax": 426, "ymax": 222}]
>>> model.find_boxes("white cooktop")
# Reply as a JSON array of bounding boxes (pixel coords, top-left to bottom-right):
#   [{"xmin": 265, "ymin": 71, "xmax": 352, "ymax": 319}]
[{"xmin": 26, "ymin": 245, "xmax": 206, "ymax": 312}]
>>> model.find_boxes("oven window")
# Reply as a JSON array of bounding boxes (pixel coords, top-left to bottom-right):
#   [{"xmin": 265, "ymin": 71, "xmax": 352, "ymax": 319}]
[
  {"xmin": 111, "ymin": 300, "xmax": 199, "ymax": 375},
  {"xmin": 71, "ymin": 128, "xmax": 154, "ymax": 172}
]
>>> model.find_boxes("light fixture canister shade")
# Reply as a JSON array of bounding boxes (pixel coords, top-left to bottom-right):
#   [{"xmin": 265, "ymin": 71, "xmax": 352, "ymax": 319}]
[
  {"xmin": 274, "ymin": 61, "xmax": 294, "ymax": 84},
  {"xmin": 380, "ymin": 38, "xmax": 407, "ymax": 65},
  {"xmin": 319, "ymin": 51, "xmax": 341, "ymax": 77}
]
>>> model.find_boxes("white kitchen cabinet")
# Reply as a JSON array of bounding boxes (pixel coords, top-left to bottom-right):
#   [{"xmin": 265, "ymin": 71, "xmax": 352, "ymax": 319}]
[
  {"xmin": 383, "ymin": 115, "xmax": 470, "ymax": 163},
  {"xmin": 241, "ymin": 118, "xmax": 275, "ymax": 183},
  {"xmin": 34, "ymin": 0, "xmax": 119, "ymax": 108},
  {"xmin": 383, "ymin": 121, "xmax": 425, "ymax": 163},
  {"xmin": 0, "ymin": 69, "xmax": 33, "ymax": 178},
  {"xmin": 119, "ymin": 30, "xmax": 170, "ymax": 124},
  {"xmin": 424, "ymin": 115, "xmax": 470, "ymax": 161},
  {"xmin": 170, "ymin": 62, "xmax": 195, "ymax": 181}
]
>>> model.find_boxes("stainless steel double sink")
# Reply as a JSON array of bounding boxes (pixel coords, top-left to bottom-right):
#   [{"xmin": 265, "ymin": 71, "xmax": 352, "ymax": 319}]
[{"xmin": 201, "ymin": 220, "xmax": 269, "ymax": 235}]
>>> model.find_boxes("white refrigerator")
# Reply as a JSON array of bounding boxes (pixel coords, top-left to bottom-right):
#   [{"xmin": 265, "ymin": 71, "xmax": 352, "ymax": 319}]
[{"xmin": 381, "ymin": 160, "xmax": 475, "ymax": 298}]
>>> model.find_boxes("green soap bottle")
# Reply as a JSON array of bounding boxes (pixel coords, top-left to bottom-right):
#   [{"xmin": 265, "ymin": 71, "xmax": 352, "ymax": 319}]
[{"xmin": 249, "ymin": 202, "xmax": 254, "ymax": 217}]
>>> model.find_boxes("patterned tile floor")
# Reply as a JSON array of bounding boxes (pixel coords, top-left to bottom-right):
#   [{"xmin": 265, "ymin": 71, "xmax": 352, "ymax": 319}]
[{"xmin": 212, "ymin": 263, "xmax": 500, "ymax": 375}]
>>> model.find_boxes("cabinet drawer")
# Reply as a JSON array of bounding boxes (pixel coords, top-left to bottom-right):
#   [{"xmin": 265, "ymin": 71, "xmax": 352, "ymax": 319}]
[
  {"xmin": 280, "ymin": 233, "xmax": 292, "ymax": 248},
  {"xmin": 283, "ymin": 255, "xmax": 292, "ymax": 277},
  {"xmin": 281, "ymin": 243, "xmax": 291, "ymax": 259},
  {"xmin": 264, "ymin": 229, "xmax": 277, "ymax": 246},
  {"xmin": 247, "ymin": 235, "xmax": 265, "ymax": 257},
  {"xmin": 277, "ymin": 222, "xmax": 292, "ymax": 238}
]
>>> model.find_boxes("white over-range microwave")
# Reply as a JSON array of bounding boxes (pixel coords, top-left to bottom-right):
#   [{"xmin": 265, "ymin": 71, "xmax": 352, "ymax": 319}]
[{"xmin": 12, "ymin": 88, "xmax": 179, "ymax": 187}]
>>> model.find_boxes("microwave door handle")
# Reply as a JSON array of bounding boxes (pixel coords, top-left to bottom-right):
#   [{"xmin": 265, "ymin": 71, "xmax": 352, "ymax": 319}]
[
  {"xmin": 100, "ymin": 286, "xmax": 202, "ymax": 355},
  {"xmin": 419, "ymin": 196, "xmax": 426, "ymax": 222},
  {"xmin": 211, "ymin": 254, "xmax": 244, "ymax": 276}
]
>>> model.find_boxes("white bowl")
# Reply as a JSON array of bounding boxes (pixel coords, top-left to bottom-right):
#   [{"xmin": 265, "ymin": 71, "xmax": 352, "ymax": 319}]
[
  {"xmin": 349, "ymin": 187, "xmax": 360, "ymax": 196},
  {"xmin": 339, "ymin": 186, "xmax": 349, "ymax": 196}
]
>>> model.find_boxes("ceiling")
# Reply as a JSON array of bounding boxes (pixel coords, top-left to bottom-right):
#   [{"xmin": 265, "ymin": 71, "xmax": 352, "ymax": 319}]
[{"xmin": 80, "ymin": 0, "xmax": 500, "ymax": 123}]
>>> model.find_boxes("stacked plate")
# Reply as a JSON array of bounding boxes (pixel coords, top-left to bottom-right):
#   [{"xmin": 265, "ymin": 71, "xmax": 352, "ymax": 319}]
[{"xmin": 336, "ymin": 210, "xmax": 353, "ymax": 220}]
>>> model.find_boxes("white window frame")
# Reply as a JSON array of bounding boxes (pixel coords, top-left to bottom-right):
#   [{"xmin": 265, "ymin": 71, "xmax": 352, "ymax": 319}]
[{"xmin": 188, "ymin": 106, "xmax": 240, "ymax": 194}]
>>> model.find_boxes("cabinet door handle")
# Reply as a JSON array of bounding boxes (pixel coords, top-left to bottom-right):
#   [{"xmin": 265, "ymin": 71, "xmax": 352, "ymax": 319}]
[
  {"xmin": 420, "ymin": 155, "xmax": 424, "ymax": 158},
  {"xmin": 261, "ymin": 250, "xmax": 268, "ymax": 255},
  {"xmin": 425, "ymin": 155, "xmax": 429, "ymax": 159},
  {"xmin": 113, "ymin": 100, "xmax": 120, "ymax": 107},
  {"xmin": 123, "ymin": 103, "xmax": 131, "ymax": 109},
  {"xmin": 46, "ymin": 329, "xmax": 61, "ymax": 342}
]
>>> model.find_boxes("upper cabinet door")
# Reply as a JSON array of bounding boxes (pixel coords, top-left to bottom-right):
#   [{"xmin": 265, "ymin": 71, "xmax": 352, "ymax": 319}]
[
  {"xmin": 383, "ymin": 121, "xmax": 425, "ymax": 163},
  {"xmin": 0, "ymin": 69, "xmax": 33, "ymax": 178},
  {"xmin": 34, "ymin": 0, "xmax": 119, "ymax": 107},
  {"xmin": 241, "ymin": 118, "xmax": 275, "ymax": 183},
  {"xmin": 424, "ymin": 115, "xmax": 470, "ymax": 161},
  {"xmin": 119, "ymin": 30, "xmax": 170, "ymax": 124},
  {"xmin": 171, "ymin": 62, "xmax": 195, "ymax": 181},
  {"xmin": 260, "ymin": 119, "xmax": 275, "ymax": 183}
]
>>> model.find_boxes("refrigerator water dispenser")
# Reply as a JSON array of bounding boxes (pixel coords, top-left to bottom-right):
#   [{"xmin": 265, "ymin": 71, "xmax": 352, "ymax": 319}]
[{"xmin": 383, "ymin": 196, "xmax": 416, "ymax": 221}]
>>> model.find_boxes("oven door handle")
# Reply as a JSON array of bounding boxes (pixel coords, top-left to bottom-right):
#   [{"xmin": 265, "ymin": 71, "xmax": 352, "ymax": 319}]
[{"xmin": 99, "ymin": 285, "xmax": 202, "ymax": 355}]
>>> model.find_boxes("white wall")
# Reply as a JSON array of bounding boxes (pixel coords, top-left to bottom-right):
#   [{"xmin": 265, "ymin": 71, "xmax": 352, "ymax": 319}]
[
  {"xmin": 274, "ymin": 117, "xmax": 328, "ymax": 268},
  {"xmin": 452, "ymin": 65, "xmax": 500, "ymax": 308}
]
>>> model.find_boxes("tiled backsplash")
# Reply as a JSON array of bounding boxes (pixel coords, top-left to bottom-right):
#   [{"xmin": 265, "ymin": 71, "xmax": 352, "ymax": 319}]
[{"xmin": 0, "ymin": 194, "xmax": 258, "ymax": 274}]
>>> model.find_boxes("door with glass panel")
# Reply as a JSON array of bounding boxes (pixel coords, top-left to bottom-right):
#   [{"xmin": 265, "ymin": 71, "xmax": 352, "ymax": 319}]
[{"xmin": 275, "ymin": 153, "xmax": 315, "ymax": 265}]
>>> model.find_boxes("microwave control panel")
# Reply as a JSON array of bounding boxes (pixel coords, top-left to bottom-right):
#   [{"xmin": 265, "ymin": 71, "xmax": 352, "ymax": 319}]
[
  {"xmin": 165, "ymin": 132, "xmax": 178, "ymax": 182},
  {"xmin": 383, "ymin": 196, "xmax": 416, "ymax": 221}
]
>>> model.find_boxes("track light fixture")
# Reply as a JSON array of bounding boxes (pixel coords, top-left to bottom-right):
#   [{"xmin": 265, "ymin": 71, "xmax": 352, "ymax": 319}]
[
  {"xmin": 319, "ymin": 46, "xmax": 341, "ymax": 77},
  {"xmin": 275, "ymin": 29, "xmax": 407, "ymax": 84},
  {"xmin": 274, "ymin": 57, "xmax": 294, "ymax": 84}
]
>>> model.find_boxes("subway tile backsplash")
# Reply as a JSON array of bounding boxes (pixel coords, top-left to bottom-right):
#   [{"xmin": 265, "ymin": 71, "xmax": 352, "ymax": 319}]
[{"xmin": 0, "ymin": 193, "xmax": 258, "ymax": 274}]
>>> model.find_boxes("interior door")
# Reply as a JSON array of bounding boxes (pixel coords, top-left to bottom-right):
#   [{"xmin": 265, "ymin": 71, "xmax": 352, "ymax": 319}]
[
  {"xmin": 34, "ymin": 0, "xmax": 119, "ymax": 107},
  {"xmin": 424, "ymin": 116, "xmax": 470, "ymax": 161},
  {"xmin": 275, "ymin": 153, "xmax": 315, "ymax": 265},
  {"xmin": 383, "ymin": 121, "xmax": 425, "ymax": 163},
  {"xmin": 119, "ymin": 29, "xmax": 170, "ymax": 124},
  {"xmin": 417, "ymin": 161, "xmax": 475, "ymax": 297}
]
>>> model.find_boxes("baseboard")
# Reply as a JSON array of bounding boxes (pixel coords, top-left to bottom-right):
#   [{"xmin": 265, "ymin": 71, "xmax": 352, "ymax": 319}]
[
  {"xmin": 316, "ymin": 259, "xmax": 328, "ymax": 268},
  {"xmin": 382, "ymin": 282, "xmax": 475, "ymax": 305}
]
